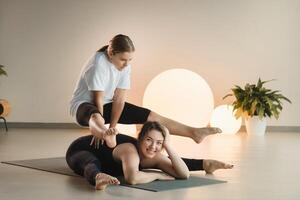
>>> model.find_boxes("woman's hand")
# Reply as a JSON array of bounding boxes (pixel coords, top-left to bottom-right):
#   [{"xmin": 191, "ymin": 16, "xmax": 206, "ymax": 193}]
[
  {"xmin": 155, "ymin": 171, "xmax": 175, "ymax": 181},
  {"xmin": 156, "ymin": 125, "xmax": 190, "ymax": 179},
  {"xmin": 162, "ymin": 125, "xmax": 171, "ymax": 148}
]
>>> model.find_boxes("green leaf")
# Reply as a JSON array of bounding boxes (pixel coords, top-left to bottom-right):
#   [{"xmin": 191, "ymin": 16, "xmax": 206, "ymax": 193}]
[
  {"xmin": 258, "ymin": 106, "xmax": 265, "ymax": 119},
  {"xmin": 257, "ymin": 78, "xmax": 262, "ymax": 89},
  {"xmin": 234, "ymin": 108, "xmax": 244, "ymax": 119},
  {"xmin": 0, "ymin": 65, "xmax": 8, "ymax": 76},
  {"xmin": 223, "ymin": 94, "xmax": 233, "ymax": 100},
  {"xmin": 260, "ymin": 78, "xmax": 276, "ymax": 86},
  {"xmin": 250, "ymin": 99, "xmax": 258, "ymax": 115}
]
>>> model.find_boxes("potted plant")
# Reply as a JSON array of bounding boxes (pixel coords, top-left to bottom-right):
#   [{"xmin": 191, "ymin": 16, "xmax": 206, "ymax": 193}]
[
  {"xmin": 0, "ymin": 65, "xmax": 8, "ymax": 77},
  {"xmin": 223, "ymin": 78, "xmax": 291, "ymax": 135},
  {"xmin": 0, "ymin": 65, "xmax": 10, "ymax": 131}
]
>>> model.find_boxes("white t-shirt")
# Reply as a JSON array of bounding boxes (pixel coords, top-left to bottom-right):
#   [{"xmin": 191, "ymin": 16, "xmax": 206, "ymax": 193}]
[{"xmin": 69, "ymin": 52, "xmax": 131, "ymax": 118}]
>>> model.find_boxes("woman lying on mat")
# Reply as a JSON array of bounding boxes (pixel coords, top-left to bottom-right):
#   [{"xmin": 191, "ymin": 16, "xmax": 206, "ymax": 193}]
[{"xmin": 66, "ymin": 121, "xmax": 233, "ymax": 190}]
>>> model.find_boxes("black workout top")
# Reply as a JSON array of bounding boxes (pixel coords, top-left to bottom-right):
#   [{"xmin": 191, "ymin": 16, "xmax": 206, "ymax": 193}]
[{"xmin": 66, "ymin": 134, "xmax": 142, "ymax": 177}]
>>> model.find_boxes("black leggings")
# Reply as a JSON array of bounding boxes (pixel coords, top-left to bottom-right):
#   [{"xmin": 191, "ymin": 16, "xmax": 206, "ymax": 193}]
[
  {"xmin": 76, "ymin": 102, "xmax": 151, "ymax": 126},
  {"xmin": 69, "ymin": 102, "xmax": 204, "ymax": 186},
  {"xmin": 66, "ymin": 134, "xmax": 204, "ymax": 186}
]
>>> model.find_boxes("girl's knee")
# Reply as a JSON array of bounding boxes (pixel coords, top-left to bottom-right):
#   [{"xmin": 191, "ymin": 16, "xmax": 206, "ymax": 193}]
[
  {"xmin": 147, "ymin": 111, "xmax": 159, "ymax": 121},
  {"xmin": 89, "ymin": 113, "xmax": 105, "ymax": 125}
]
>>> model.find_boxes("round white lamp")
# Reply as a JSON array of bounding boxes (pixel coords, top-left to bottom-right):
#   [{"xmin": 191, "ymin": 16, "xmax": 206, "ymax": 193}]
[
  {"xmin": 143, "ymin": 68, "xmax": 214, "ymax": 127},
  {"xmin": 210, "ymin": 105, "xmax": 242, "ymax": 134}
]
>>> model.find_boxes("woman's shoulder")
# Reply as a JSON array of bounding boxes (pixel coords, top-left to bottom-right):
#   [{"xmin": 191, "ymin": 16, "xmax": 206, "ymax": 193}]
[
  {"xmin": 112, "ymin": 142, "xmax": 139, "ymax": 161},
  {"xmin": 115, "ymin": 142, "xmax": 137, "ymax": 153}
]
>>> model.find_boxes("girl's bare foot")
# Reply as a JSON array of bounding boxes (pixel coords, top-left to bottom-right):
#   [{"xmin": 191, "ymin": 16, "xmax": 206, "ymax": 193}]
[
  {"xmin": 203, "ymin": 159, "xmax": 234, "ymax": 174},
  {"xmin": 95, "ymin": 173, "xmax": 120, "ymax": 190},
  {"xmin": 89, "ymin": 128, "xmax": 118, "ymax": 149},
  {"xmin": 103, "ymin": 128, "xmax": 118, "ymax": 148},
  {"xmin": 192, "ymin": 127, "xmax": 222, "ymax": 143},
  {"xmin": 103, "ymin": 134, "xmax": 117, "ymax": 148}
]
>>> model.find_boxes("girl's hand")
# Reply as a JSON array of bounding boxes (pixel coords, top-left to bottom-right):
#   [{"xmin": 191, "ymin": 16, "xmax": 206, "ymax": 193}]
[
  {"xmin": 89, "ymin": 127, "xmax": 118, "ymax": 149},
  {"xmin": 105, "ymin": 127, "xmax": 119, "ymax": 136},
  {"xmin": 89, "ymin": 128, "xmax": 106, "ymax": 149}
]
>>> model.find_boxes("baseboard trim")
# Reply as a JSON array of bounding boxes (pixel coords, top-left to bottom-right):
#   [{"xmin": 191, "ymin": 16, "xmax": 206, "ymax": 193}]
[
  {"xmin": 2, "ymin": 122, "xmax": 300, "ymax": 132},
  {"xmin": 239, "ymin": 125, "xmax": 300, "ymax": 132},
  {"xmin": 4, "ymin": 122, "xmax": 80, "ymax": 129}
]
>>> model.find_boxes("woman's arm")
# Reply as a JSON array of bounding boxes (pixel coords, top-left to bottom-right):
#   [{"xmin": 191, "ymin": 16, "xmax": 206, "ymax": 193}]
[
  {"xmin": 113, "ymin": 143, "xmax": 174, "ymax": 185},
  {"xmin": 109, "ymin": 88, "xmax": 127, "ymax": 128},
  {"xmin": 156, "ymin": 127, "xmax": 190, "ymax": 179}
]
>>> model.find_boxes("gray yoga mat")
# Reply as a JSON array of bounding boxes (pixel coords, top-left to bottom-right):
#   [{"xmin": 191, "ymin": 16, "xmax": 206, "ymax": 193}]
[
  {"xmin": 1, "ymin": 157, "xmax": 226, "ymax": 192},
  {"xmin": 119, "ymin": 175, "xmax": 226, "ymax": 192},
  {"xmin": 1, "ymin": 157, "xmax": 79, "ymax": 177}
]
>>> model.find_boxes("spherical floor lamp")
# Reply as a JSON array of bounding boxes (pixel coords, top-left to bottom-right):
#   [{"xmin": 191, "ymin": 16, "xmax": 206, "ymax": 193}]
[
  {"xmin": 143, "ymin": 68, "xmax": 214, "ymax": 127},
  {"xmin": 210, "ymin": 104, "xmax": 242, "ymax": 135}
]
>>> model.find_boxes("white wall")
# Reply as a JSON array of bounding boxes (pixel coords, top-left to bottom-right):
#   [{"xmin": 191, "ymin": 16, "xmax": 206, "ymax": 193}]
[{"xmin": 0, "ymin": 0, "xmax": 299, "ymax": 126}]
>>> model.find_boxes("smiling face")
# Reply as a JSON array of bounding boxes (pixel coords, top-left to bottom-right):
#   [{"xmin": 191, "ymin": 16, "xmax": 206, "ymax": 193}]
[
  {"xmin": 139, "ymin": 130, "xmax": 165, "ymax": 159},
  {"xmin": 108, "ymin": 51, "xmax": 133, "ymax": 71}
]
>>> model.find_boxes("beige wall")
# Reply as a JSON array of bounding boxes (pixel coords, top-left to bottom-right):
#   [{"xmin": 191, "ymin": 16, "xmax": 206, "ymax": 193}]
[{"xmin": 0, "ymin": 0, "xmax": 299, "ymax": 126}]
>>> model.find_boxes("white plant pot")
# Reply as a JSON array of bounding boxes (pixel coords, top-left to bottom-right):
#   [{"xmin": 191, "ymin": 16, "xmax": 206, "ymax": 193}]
[{"xmin": 245, "ymin": 116, "xmax": 267, "ymax": 136}]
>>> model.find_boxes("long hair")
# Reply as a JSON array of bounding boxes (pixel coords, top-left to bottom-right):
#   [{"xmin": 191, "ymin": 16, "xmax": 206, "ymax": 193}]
[{"xmin": 97, "ymin": 34, "xmax": 135, "ymax": 54}]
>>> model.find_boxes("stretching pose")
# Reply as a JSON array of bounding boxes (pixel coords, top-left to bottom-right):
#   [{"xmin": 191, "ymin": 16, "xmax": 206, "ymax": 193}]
[
  {"xmin": 69, "ymin": 34, "xmax": 222, "ymax": 149},
  {"xmin": 66, "ymin": 121, "xmax": 233, "ymax": 190}
]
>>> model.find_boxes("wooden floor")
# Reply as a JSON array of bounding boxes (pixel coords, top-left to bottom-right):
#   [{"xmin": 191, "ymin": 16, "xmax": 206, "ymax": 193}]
[{"xmin": 0, "ymin": 128, "xmax": 299, "ymax": 200}]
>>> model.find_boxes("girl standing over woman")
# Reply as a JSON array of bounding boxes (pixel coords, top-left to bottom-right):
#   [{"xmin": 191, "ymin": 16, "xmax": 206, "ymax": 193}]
[{"xmin": 69, "ymin": 34, "xmax": 222, "ymax": 148}]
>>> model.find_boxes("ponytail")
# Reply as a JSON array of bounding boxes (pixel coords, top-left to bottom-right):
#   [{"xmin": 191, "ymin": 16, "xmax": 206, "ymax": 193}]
[
  {"xmin": 97, "ymin": 34, "xmax": 135, "ymax": 54},
  {"xmin": 97, "ymin": 45, "xmax": 108, "ymax": 52}
]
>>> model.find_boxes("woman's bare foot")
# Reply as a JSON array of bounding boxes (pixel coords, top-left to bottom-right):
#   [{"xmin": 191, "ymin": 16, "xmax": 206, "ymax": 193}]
[
  {"xmin": 192, "ymin": 127, "xmax": 222, "ymax": 143},
  {"xmin": 95, "ymin": 173, "xmax": 120, "ymax": 190},
  {"xmin": 203, "ymin": 159, "xmax": 234, "ymax": 174}
]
